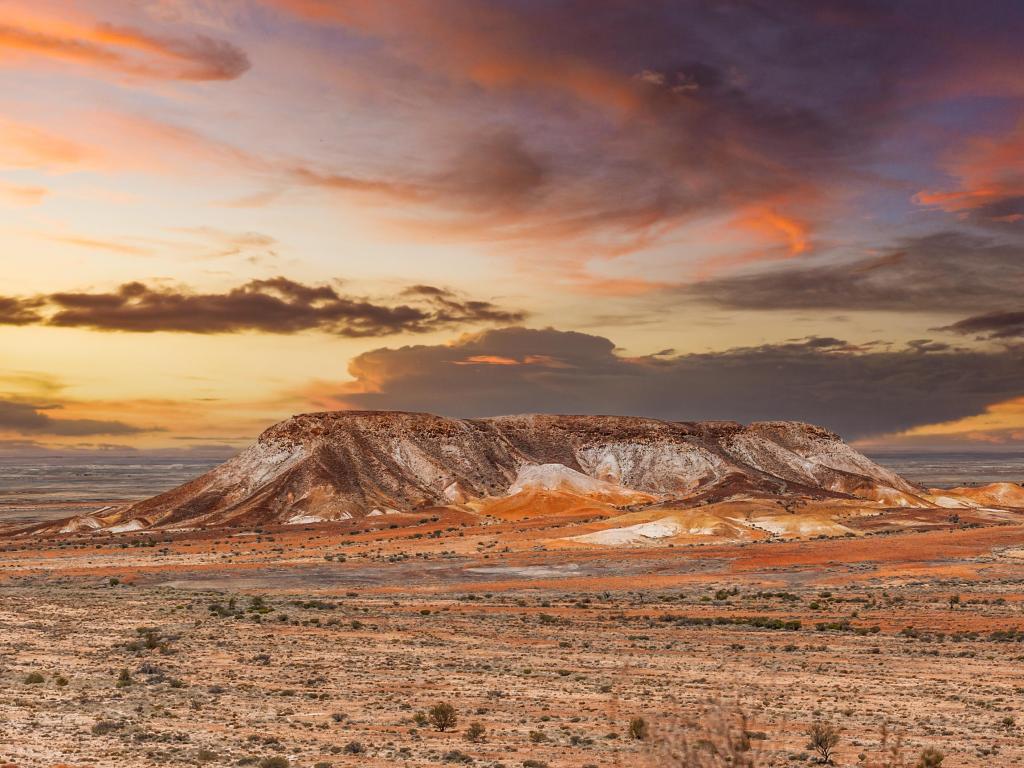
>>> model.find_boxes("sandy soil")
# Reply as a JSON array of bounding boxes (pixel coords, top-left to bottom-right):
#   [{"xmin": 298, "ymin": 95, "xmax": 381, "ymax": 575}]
[{"xmin": 1, "ymin": 510, "xmax": 1023, "ymax": 767}]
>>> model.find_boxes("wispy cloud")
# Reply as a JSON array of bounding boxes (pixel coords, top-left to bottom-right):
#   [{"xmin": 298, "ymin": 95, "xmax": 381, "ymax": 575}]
[{"xmin": 0, "ymin": 10, "xmax": 249, "ymax": 81}]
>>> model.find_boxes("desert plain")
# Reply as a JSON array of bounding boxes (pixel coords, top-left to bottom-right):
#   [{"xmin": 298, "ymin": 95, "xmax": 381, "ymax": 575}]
[{"xmin": 2, "ymin": 501, "xmax": 1024, "ymax": 768}]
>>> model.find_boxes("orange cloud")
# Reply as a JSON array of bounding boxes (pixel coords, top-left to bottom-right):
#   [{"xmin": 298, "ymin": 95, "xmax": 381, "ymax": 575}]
[
  {"xmin": 0, "ymin": 180, "xmax": 47, "ymax": 205},
  {"xmin": 0, "ymin": 8, "xmax": 249, "ymax": 81},
  {"xmin": 691, "ymin": 203, "xmax": 814, "ymax": 280},
  {"xmin": 264, "ymin": 0, "xmax": 641, "ymax": 114},
  {"xmin": 454, "ymin": 355, "xmax": 520, "ymax": 366},
  {"xmin": 738, "ymin": 208, "xmax": 809, "ymax": 257},
  {"xmin": 52, "ymin": 235, "xmax": 153, "ymax": 256},
  {"xmin": 0, "ymin": 117, "xmax": 98, "ymax": 172},
  {"xmin": 914, "ymin": 118, "xmax": 1024, "ymax": 216}
]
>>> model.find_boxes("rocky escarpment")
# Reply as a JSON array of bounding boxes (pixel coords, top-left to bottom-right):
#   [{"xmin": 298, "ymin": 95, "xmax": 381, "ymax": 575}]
[{"xmin": 30, "ymin": 411, "xmax": 925, "ymax": 534}]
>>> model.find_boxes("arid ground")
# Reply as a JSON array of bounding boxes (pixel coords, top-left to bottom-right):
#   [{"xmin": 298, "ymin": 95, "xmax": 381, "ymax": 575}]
[{"xmin": 2, "ymin": 508, "xmax": 1023, "ymax": 768}]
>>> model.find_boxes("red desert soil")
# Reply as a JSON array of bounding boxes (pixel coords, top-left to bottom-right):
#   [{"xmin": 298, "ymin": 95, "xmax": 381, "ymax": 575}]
[{"xmin": 2, "ymin": 509, "xmax": 1024, "ymax": 767}]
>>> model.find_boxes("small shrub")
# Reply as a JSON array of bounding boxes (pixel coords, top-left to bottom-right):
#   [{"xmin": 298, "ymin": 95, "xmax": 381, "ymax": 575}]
[
  {"xmin": 91, "ymin": 720, "xmax": 122, "ymax": 736},
  {"xmin": 343, "ymin": 741, "xmax": 365, "ymax": 754},
  {"xmin": 629, "ymin": 716, "xmax": 649, "ymax": 740},
  {"xmin": 465, "ymin": 721, "xmax": 486, "ymax": 742},
  {"xmin": 806, "ymin": 721, "xmax": 840, "ymax": 763},
  {"xmin": 916, "ymin": 747, "xmax": 944, "ymax": 768},
  {"xmin": 116, "ymin": 668, "xmax": 133, "ymax": 688},
  {"xmin": 258, "ymin": 758, "xmax": 289, "ymax": 768},
  {"xmin": 24, "ymin": 672, "xmax": 44, "ymax": 684},
  {"xmin": 429, "ymin": 702, "xmax": 458, "ymax": 732}
]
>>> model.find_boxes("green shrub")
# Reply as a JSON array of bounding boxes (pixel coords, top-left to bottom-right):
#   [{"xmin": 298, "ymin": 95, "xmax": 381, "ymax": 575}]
[{"xmin": 429, "ymin": 702, "xmax": 458, "ymax": 732}]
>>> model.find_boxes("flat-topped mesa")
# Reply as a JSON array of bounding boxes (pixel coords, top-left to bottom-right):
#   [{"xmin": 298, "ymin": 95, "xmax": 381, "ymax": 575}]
[{"xmin": 29, "ymin": 411, "xmax": 924, "ymax": 534}]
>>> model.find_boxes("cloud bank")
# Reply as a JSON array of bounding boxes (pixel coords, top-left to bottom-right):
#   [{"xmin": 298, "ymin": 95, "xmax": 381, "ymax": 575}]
[{"xmin": 326, "ymin": 327, "xmax": 1024, "ymax": 440}]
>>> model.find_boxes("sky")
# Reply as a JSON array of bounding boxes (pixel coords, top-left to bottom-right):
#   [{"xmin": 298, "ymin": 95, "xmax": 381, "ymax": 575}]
[{"xmin": 1, "ymin": 0, "xmax": 1023, "ymax": 456}]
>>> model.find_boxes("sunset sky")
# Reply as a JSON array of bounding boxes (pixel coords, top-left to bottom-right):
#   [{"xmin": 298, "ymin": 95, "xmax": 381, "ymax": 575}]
[{"xmin": 2, "ymin": 0, "xmax": 1023, "ymax": 455}]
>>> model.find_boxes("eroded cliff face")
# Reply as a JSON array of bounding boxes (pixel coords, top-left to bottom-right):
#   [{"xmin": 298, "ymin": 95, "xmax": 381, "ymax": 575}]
[{"xmin": 33, "ymin": 411, "xmax": 925, "ymax": 534}]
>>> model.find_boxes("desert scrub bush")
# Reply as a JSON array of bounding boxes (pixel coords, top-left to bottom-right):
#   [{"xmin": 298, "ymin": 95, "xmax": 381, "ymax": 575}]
[
  {"xmin": 629, "ymin": 717, "xmax": 649, "ymax": 740},
  {"xmin": 24, "ymin": 671, "xmax": 44, "ymax": 684},
  {"xmin": 429, "ymin": 702, "xmax": 458, "ymax": 731},
  {"xmin": 661, "ymin": 614, "xmax": 800, "ymax": 631},
  {"xmin": 91, "ymin": 720, "xmax": 122, "ymax": 736},
  {"xmin": 258, "ymin": 758, "xmax": 289, "ymax": 768},
  {"xmin": 343, "ymin": 741, "xmax": 365, "ymax": 754},
  {"xmin": 443, "ymin": 750, "xmax": 474, "ymax": 764},
  {"xmin": 806, "ymin": 721, "xmax": 840, "ymax": 764},
  {"xmin": 465, "ymin": 721, "xmax": 486, "ymax": 742},
  {"xmin": 916, "ymin": 747, "xmax": 944, "ymax": 768},
  {"xmin": 116, "ymin": 668, "xmax": 133, "ymax": 687},
  {"xmin": 126, "ymin": 626, "xmax": 171, "ymax": 652}
]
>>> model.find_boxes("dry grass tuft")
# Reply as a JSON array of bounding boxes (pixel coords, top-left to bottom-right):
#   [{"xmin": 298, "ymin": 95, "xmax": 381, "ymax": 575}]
[{"xmin": 641, "ymin": 703, "xmax": 762, "ymax": 767}]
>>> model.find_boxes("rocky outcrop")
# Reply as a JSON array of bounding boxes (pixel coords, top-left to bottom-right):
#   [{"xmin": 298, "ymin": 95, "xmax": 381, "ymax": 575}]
[{"xmin": 31, "ymin": 411, "xmax": 924, "ymax": 534}]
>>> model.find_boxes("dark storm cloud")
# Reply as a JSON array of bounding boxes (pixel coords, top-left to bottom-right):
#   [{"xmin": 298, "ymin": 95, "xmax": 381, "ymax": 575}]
[
  {"xmin": 0, "ymin": 278, "xmax": 524, "ymax": 336},
  {"xmin": 0, "ymin": 399, "xmax": 147, "ymax": 436},
  {"xmin": 333, "ymin": 327, "xmax": 1024, "ymax": 439},
  {"xmin": 684, "ymin": 232, "xmax": 1024, "ymax": 312},
  {"xmin": 939, "ymin": 311, "xmax": 1024, "ymax": 340}
]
